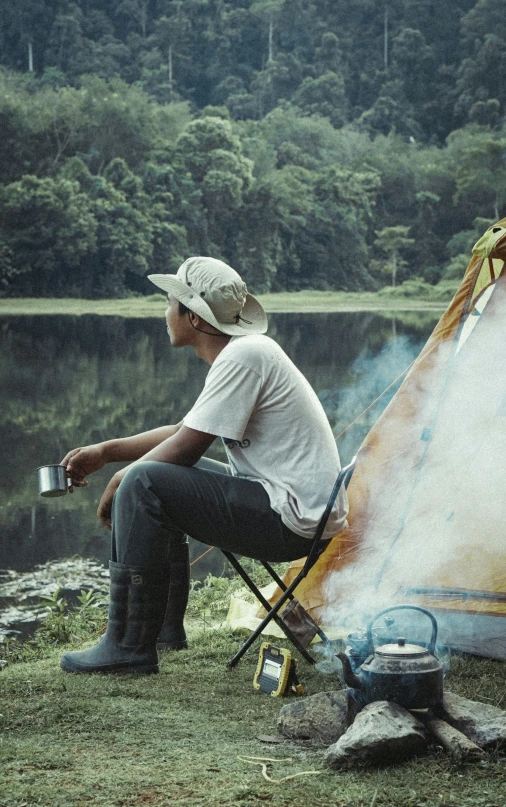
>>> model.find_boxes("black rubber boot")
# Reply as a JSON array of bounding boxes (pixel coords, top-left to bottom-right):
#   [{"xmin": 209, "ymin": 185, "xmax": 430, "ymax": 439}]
[
  {"xmin": 157, "ymin": 540, "xmax": 190, "ymax": 651},
  {"xmin": 60, "ymin": 561, "xmax": 170, "ymax": 674}
]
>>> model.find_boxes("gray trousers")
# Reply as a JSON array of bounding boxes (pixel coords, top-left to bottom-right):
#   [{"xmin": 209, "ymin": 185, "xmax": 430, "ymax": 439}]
[{"xmin": 111, "ymin": 457, "xmax": 312, "ymax": 567}]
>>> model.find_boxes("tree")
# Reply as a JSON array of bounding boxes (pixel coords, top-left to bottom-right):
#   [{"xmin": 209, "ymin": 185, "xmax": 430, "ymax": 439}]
[
  {"xmin": 0, "ymin": 0, "xmax": 55, "ymax": 74},
  {"xmin": 143, "ymin": 7, "xmax": 192, "ymax": 102},
  {"xmin": 314, "ymin": 32, "xmax": 344, "ymax": 76},
  {"xmin": 45, "ymin": 6, "xmax": 93, "ymax": 81},
  {"xmin": 0, "ymin": 237, "xmax": 15, "ymax": 291},
  {"xmin": 114, "ymin": 0, "xmax": 151, "ymax": 40},
  {"xmin": 357, "ymin": 79, "xmax": 423, "ymax": 140},
  {"xmin": 250, "ymin": 55, "xmax": 303, "ymax": 117},
  {"xmin": 76, "ymin": 75, "xmax": 189, "ymax": 171},
  {"xmin": 142, "ymin": 147, "xmax": 201, "ymax": 253},
  {"xmin": 176, "ymin": 115, "xmax": 253, "ymax": 254},
  {"xmin": 250, "ymin": 0, "xmax": 284, "ymax": 65},
  {"xmin": 451, "ymin": 131, "xmax": 506, "ymax": 221},
  {"xmin": 460, "ymin": 0, "xmax": 506, "ymax": 44},
  {"xmin": 373, "ymin": 225, "xmax": 414, "ymax": 287},
  {"xmin": 235, "ymin": 161, "xmax": 379, "ymax": 292},
  {"xmin": 455, "ymin": 0, "xmax": 506, "ymax": 125},
  {"xmin": 300, "ymin": 166, "xmax": 380, "ymax": 290},
  {"xmin": 35, "ymin": 84, "xmax": 87, "ymax": 171},
  {"xmin": 292, "ymin": 72, "xmax": 348, "ymax": 127},
  {"xmin": 103, "ymin": 157, "xmax": 189, "ymax": 276},
  {"xmin": 0, "ymin": 175, "xmax": 97, "ymax": 296},
  {"xmin": 235, "ymin": 163, "xmax": 315, "ymax": 292}
]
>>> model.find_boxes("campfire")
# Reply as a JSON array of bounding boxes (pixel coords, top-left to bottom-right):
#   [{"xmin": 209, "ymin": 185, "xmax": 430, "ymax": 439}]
[
  {"xmin": 276, "ymin": 606, "xmax": 506, "ymax": 766},
  {"xmin": 278, "ymin": 687, "xmax": 506, "ymax": 766}
]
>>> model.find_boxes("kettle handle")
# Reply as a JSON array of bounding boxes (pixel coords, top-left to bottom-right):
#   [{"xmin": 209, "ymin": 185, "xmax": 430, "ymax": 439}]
[{"xmin": 366, "ymin": 605, "xmax": 438, "ymax": 655}]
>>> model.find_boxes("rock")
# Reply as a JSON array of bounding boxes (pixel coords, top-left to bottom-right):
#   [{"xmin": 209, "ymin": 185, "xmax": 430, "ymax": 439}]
[
  {"xmin": 277, "ymin": 689, "xmax": 359, "ymax": 746},
  {"xmin": 324, "ymin": 701, "xmax": 427, "ymax": 768},
  {"xmin": 0, "ymin": 558, "xmax": 110, "ymax": 634},
  {"xmin": 436, "ymin": 690, "xmax": 506, "ymax": 750}
]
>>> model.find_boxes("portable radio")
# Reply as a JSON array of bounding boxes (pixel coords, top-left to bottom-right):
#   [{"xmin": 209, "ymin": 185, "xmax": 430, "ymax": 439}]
[{"xmin": 253, "ymin": 642, "xmax": 304, "ymax": 697}]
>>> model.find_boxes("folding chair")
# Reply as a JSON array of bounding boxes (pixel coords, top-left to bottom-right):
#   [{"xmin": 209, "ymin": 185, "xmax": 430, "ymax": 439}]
[{"xmin": 222, "ymin": 457, "xmax": 356, "ymax": 667}]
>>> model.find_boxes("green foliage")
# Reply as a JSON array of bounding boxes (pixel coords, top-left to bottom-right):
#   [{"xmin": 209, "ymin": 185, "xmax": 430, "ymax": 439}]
[
  {"xmin": 450, "ymin": 127, "xmax": 506, "ymax": 219},
  {"xmin": 4, "ymin": 563, "xmax": 290, "ymax": 663},
  {"xmin": 186, "ymin": 574, "xmax": 243, "ymax": 626},
  {"xmin": 373, "ymin": 225, "xmax": 415, "ymax": 287},
  {"xmin": 186, "ymin": 559, "xmax": 290, "ymax": 626},
  {"xmin": 0, "ymin": 2, "xmax": 504, "ymax": 297},
  {"xmin": 378, "ymin": 277, "xmax": 458, "ymax": 301},
  {"xmin": 0, "ymin": 175, "xmax": 97, "ymax": 296},
  {"xmin": 4, "ymin": 587, "xmax": 108, "ymax": 663},
  {"xmin": 293, "ymin": 72, "xmax": 348, "ymax": 127}
]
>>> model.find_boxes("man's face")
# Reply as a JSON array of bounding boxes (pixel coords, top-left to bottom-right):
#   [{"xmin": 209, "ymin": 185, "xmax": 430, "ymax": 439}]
[{"xmin": 165, "ymin": 295, "xmax": 192, "ymax": 347}]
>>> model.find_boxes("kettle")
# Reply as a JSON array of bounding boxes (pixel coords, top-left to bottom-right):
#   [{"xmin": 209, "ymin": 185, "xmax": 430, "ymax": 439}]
[{"xmin": 336, "ymin": 605, "xmax": 443, "ymax": 710}]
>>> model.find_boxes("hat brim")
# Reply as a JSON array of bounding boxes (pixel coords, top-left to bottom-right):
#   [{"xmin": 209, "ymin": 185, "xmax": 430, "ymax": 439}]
[{"xmin": 148, "ymin": 273, "xmax": 268, "ymax": 336}]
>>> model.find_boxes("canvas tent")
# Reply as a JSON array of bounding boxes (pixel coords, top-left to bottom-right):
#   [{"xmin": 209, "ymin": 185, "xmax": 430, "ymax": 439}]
[{"xmin": 274, "ymin": 219, "xmax": 506, "ymax": 659}]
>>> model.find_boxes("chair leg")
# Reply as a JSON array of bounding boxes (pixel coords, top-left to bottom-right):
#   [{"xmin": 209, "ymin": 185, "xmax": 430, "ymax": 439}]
[
  {"xmin": 260, "ymin": 562, "xmax": 331, "ymax": 648},
  {"xmin": 225, "ymin": 458, "xmax": 357, "ymax": 668},
  {"xmin": 223, "ymin": 553, "xmax": 316, "ymax": 667},
  {"xmin": 261, "ymin": 562, "xmax": 288, "ymax": 591}
]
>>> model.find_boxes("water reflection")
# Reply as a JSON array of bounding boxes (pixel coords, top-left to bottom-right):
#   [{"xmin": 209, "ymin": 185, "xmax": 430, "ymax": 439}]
[{"xmin": 0, "ymin": 311, "xmax": 437, "ymax": 578}]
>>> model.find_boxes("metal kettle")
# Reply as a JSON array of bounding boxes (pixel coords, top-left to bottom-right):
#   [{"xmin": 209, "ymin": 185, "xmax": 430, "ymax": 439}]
[{"xmin": 336, "ymin": 605, "xmax": 444, "ymax": 710}]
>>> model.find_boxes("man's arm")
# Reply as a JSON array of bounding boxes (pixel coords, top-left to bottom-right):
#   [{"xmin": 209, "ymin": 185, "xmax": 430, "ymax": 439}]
[
  {"xmin": 97, "ymin": 426, "xmax": 216, "ymax": 529},
  {"xmin": 128, "ymin": 425, "xmax": 216, "ymax": 467},
  {"xmin": 62, "ymin": 422, "xmax": 184, "ymax": 487}
]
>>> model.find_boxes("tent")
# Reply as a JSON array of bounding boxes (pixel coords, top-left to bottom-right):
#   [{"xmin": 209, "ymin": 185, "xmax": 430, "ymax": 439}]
[{"xmin": 279, "ymin": 219, "xmax": 506, "ymax": 659}]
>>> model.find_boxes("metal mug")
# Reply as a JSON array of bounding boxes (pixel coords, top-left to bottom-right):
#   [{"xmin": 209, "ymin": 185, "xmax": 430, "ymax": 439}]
[{"xmin": 37, "ymin": 464, "xmax": 71, "ymax": 497}]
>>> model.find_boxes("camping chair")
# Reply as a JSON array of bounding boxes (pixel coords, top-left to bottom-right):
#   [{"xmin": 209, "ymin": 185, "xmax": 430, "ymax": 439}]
[{"xmin": 222, "ymin": 457, "xmax": 356, "ymax": 667}]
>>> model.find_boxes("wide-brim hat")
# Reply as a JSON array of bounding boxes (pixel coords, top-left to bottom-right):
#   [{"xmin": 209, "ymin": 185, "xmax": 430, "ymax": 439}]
[{"xmin": 148, "ymin": 257, "xmax": 267, "ymax": 336}]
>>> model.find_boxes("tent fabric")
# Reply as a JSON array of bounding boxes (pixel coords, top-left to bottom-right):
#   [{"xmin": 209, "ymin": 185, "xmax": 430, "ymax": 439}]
[{"xmin": 279, "ymin": 219, "xmax": 506, "ymax": 658}]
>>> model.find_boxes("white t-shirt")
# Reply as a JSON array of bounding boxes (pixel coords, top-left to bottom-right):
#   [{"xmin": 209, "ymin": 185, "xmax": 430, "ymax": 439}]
[{"xmin": 183, "ymin": 335, "xmax": 348, "ymax": 540}]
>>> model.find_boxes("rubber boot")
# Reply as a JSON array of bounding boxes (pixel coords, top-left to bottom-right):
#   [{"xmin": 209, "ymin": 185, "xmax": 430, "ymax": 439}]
[
  {"xmin": 157, "ymin": 540, "xmax": 190, "ymax": 651},
  {"xmin": 60, "ymin": 561, "xmax": 170, "ymax": 674}
]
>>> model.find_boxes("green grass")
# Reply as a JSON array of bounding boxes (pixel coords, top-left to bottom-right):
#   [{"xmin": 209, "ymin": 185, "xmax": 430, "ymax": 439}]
[
  {"xmin": 0, "ymin": 285, "xmax": 455, "ymax": 318},
  {"xmin": 1, "ymin": 624, "xmax": 505, "ymax": 807}
]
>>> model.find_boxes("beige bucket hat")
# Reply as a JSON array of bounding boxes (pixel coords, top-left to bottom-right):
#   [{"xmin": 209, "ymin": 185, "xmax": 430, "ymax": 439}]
[{"xmin": 148, "ymin": 257, "xmax": 267, "ymax": 336}]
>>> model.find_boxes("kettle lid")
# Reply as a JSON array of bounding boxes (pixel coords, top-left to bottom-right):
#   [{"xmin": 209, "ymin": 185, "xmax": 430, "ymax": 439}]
[{"xmin": 375, "ymin": 636, "xmax": 430, "ymax": 658}]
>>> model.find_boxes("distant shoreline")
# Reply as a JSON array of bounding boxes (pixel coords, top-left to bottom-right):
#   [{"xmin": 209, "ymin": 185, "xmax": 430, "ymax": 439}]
[{"xmin": 0, "ymin": 291, "xmax": 450, "ymax": 317}]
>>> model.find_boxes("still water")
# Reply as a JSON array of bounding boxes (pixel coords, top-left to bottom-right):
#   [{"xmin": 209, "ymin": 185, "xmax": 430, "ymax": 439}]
[{"xmin": 0, "ymin": 310, "xmax": 438, "ymax": 580}]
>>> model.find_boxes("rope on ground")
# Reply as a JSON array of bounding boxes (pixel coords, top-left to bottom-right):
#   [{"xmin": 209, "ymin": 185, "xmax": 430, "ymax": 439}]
[{"xmin": 237, "ymin": 755, "xmax": 323, "ymax": 783}]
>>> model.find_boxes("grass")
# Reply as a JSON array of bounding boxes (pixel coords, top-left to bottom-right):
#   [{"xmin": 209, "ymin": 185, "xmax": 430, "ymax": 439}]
[
  {"xmin": 0, "ymin": 286, "xmax": 455, "ymax": 319},
  {"xmin": 1, "ymin": 591, "xmax": 506, "ymax": 807}
]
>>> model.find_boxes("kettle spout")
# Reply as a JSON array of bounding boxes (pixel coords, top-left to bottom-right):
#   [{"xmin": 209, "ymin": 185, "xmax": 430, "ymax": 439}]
[{"xmin": 336, "ymin": 651, "xmax": 362, "ymax": 689}]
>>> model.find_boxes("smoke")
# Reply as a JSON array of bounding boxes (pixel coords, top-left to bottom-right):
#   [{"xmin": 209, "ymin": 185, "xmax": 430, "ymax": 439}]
[
  {"xmin": 318, "ymin": 282, "xmax": 506, "ymax": 655},
  {"xmin": 319, "ymin": 328, "xmax": 424, "ymax": 465}
]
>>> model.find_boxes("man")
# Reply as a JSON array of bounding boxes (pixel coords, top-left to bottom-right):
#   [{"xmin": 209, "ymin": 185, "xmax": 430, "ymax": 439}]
[{"xmin": 60, "ymin": 257, "xmax": 348, "ymax": 674}]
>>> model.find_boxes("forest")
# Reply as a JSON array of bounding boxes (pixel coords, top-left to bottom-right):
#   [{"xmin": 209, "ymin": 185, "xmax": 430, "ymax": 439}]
[{"xmin": 0, "ymin": 0, "xmax": 505, "ymax": 297}]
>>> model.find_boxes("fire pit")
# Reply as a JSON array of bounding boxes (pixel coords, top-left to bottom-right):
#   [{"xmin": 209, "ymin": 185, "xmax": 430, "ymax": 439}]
[
  {"xmin": 277, "ymin": 685, "xmax": 506, "ymax": 767},
  {"xmin": 275, "ymin": 606, "xmax": 506, "ymax": 767}
]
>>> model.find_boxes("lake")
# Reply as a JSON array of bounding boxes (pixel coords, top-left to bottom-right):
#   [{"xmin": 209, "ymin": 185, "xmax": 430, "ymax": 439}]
[{"xmin": 0, "ymin": 309, "xmax": 439, "ymax": 581}]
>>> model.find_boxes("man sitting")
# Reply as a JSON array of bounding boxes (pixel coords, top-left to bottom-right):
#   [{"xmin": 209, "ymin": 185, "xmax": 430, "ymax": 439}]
[{"xmin": 60, "ymin": 257, "xmax": 348, "ymax": 674}]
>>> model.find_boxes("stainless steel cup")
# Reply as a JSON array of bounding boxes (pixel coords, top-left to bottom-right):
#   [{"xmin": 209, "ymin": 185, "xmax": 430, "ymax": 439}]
[{"xmin": 37, "ymin": 464, "xmax": 71, "ymax": 497}]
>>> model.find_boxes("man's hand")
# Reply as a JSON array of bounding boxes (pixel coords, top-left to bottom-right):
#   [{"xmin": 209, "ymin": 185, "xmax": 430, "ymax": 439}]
[
  {"xmin": 95, "ymin": 426, "xmax": 216, "ymax": 529},
  {"xmin": 97, "ymin": 470, "xmax": 126, "ymax": 530},
  {"xmin": 61, "ymin": 444, "xmax": 106, "ymax": 491}
]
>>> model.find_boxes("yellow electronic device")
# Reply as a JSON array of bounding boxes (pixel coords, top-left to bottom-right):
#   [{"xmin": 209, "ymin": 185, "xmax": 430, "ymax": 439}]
[{"xmin": 253, "ymin": 642, "xmax": 304, "ymax": 697}]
